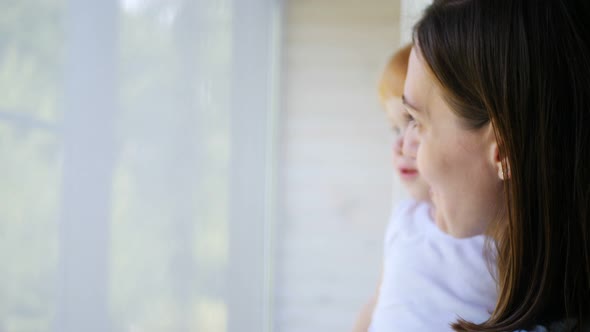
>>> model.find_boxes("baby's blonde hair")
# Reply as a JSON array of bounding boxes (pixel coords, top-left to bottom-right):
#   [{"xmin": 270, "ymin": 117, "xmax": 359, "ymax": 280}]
[{"xmin": 378, "ymin": 43, "xmax": 412, "ymax": 103}]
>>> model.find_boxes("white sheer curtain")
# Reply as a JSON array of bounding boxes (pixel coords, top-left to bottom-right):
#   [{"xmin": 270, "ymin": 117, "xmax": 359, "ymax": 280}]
[{"xmin": 0, "ymin": 0, "xmax": 280, "ymax": 331}]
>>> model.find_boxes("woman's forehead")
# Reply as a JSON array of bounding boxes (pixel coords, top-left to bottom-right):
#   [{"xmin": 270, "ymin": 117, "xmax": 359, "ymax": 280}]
[{"xmin": 404, "ymin": 50, "xmax": 435, "ymax": 110}]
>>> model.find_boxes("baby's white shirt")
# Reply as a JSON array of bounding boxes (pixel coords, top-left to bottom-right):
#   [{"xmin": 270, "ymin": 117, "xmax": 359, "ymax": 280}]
[{"xmin": 369, "ymin": 199, "xmax": 497, "ymax": 331}]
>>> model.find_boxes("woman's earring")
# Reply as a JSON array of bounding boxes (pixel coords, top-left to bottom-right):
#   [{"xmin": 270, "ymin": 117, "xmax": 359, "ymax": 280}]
[{"xmin": 499, "ymin": 164, "xmax": 510, "ymax": 180}]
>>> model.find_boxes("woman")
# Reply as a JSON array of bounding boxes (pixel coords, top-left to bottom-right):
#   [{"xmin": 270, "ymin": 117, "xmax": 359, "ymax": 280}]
[
  {"xmin": 353, "ymin": 44, "xmax": 496, "ymax": 332},
  {"xmin": 403, "ymin": 0, "xmax": 590, "ymax": 330}
]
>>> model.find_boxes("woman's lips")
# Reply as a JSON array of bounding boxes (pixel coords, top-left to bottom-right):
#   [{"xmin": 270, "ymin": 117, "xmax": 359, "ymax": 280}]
[{"xmin": 399, "ymin": 168, "xmax": 419, "ymax": 180}]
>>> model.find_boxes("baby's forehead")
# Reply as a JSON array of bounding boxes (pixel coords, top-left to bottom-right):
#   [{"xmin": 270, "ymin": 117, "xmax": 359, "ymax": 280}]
[{"xmin": 384, "ymin": 97, "xmax": 406, "ymax": 126}]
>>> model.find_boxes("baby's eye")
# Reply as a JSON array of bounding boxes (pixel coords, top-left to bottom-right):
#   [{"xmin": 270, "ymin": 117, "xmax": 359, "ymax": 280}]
[
  {"xmin": 403, "ymin": 111, "xmax": 414, "ymax": 124},
  {"xmin": 391, "ymin": 126, "xmax": 401, "ymax": 135},
  {"xmin": 404, "ymin": 112, "xmax": 418, "ymax": 128}
]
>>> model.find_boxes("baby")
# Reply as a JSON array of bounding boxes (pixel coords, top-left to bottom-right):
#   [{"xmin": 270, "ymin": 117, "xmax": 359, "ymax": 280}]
[{"xmin": 353, "ymin": 44, "xmax": 497, "ymax": 331}]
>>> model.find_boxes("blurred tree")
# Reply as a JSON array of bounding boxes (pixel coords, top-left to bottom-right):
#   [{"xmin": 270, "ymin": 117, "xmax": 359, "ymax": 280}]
[
  {"xmin": 0, "ymin": 0, "xmax": 64, "ymax": 331},
  {"xmin": 0, "ymin": 0, "xmax": 233, "ymax": 330}
]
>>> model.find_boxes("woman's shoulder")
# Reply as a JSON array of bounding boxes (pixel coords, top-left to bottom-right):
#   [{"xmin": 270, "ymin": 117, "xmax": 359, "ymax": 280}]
[
  {"xmin": 514, "ymin": 326, "xmax": 548, "ymax": 332},
  {"xmin": 515, "ymin": 319, "xmax": 590, "ymax": 332}
]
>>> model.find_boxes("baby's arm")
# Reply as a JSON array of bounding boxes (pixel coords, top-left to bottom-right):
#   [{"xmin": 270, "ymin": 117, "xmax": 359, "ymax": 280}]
[
  {"xmin": 351, "ymin": 270, "xmax": 383, "ymax": 332},
  {"xmin": 352, "ymin": 201, "xmax": 407, "ymax": 331}
]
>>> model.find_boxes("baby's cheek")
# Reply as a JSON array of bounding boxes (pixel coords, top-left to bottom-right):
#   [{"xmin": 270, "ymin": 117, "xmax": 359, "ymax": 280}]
[{"xmin": 391, "ymin": 152, "xmax": 400, "ymax": 169}]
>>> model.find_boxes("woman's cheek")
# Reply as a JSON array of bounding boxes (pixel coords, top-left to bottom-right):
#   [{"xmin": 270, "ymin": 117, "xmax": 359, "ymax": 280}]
[{"xmin": 416, "ymin": 140, "xmax": 435, "ymax": 185}]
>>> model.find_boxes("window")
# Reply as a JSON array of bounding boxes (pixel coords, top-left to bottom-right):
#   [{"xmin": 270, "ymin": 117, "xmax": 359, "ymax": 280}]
[{"xmin": 0, "ymin": 0, "xmax": 281, "ymax": 331}]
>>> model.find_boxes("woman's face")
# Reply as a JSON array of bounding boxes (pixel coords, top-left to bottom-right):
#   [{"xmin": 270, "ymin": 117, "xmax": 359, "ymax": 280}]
[
  {"xmin": 402, "ymin": 48, "xmax": 504, "ymax": 237},
  {"xmin": 384, "ymin": 97, "xmax": 430, "ymax": 201}
]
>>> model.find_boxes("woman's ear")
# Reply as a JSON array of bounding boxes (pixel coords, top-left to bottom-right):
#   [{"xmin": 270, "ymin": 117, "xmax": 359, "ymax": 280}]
[
  {"xmin": 490, "ymin": 141, "xmax": 510, "ymax": 180},
  {"xmin": 486, "ymin": 124, "xmax": 510, "ymax": 181}
]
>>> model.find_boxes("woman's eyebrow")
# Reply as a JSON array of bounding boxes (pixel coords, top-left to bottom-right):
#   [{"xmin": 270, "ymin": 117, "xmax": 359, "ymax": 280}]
[{"xmin": 402, "ymin": 94, "xmax": 422, "ymax": 113}]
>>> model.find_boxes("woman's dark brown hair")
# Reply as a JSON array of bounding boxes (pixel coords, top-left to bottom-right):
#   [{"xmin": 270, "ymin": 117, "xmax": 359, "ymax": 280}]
[{"xmin": 414, "ymin": 0, "xmax": 590, "ymax": 330}]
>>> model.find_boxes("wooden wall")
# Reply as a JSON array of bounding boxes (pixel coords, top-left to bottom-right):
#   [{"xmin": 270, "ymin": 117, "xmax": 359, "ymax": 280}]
[{"xmin": 275, "ymin": 1, "xmax": 405, "ymax": 330}]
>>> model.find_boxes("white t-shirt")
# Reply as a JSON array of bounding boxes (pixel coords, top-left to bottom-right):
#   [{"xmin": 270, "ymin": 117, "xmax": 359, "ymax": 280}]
[{"xmin": 369, "ymin": 199, "xmax": 498, "ymax": 331}]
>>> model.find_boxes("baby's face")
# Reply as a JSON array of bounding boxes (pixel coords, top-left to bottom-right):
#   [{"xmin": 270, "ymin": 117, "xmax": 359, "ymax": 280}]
[{"xmin": 384, "ymin": 97, "xmax": 430, "ymax": 201}]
